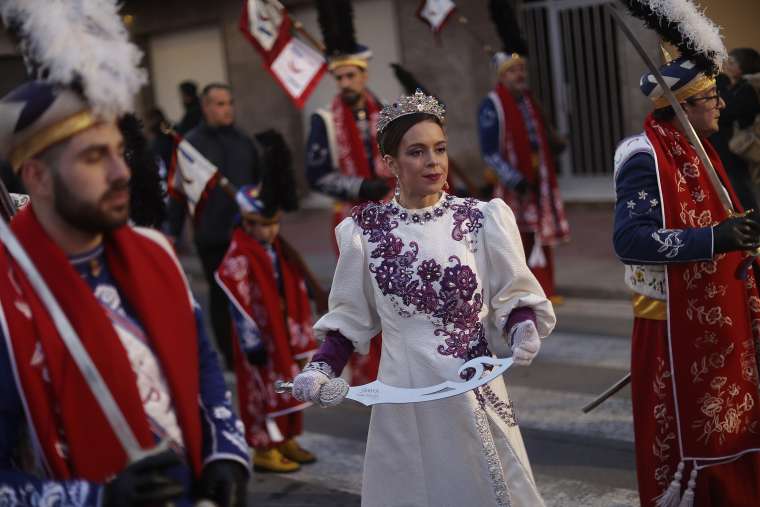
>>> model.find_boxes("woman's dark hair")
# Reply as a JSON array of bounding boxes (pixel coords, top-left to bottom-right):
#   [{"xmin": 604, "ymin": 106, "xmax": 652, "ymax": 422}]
[
  {"xmin": 378, "ymin": 113, "xmax": 443, "ymax": 157},
  {"xmin": 729, "ymin": 48, "xmax": 760, "ymax": 76},
  {"xmin": 652, "ymin": 105, "xmax": 676, "ymax": 122}
]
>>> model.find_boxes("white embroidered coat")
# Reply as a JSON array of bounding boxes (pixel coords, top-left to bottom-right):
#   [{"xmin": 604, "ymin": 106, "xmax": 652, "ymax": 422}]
[{"xmin": 314, "ymin": 193, "xmax": 556, "ymax": 507}]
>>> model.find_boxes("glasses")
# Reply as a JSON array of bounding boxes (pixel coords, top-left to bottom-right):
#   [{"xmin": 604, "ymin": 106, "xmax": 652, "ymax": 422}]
[{"xmin": 688, "ymin": 91, "xmax": 722, "ymax": 108}]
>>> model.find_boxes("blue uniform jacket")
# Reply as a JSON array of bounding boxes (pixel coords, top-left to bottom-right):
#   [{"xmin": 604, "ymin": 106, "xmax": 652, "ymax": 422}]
[{"xmin": 612, "ymin": 134, "xmax": 714, "ymax": 264}]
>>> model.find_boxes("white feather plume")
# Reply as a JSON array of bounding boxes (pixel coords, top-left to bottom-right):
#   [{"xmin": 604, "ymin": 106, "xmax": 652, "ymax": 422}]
[
  {"xmin": 646, "ymin": 0, "xmax": 727, "ymax": 68},
  {"xmin": 0, "ymin": 0, "xmax": 147, "ymax": 118}
]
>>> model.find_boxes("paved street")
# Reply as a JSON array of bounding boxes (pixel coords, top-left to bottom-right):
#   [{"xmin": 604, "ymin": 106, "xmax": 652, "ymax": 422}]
[{"xmin": 181, "ymin": 201, "xmax": 641, "ymax": 506}]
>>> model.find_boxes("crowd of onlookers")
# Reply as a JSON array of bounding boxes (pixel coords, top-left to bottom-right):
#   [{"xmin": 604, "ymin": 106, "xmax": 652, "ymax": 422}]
[{"xmin": 709, "ymin": 47, "xmax": 760, "ymax": 211}]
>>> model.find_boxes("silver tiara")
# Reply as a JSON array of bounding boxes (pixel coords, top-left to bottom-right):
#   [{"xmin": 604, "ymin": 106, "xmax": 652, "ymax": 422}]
[{"xmin": 377, "ymin": 90, "xmax": 446, "ymax": 134}]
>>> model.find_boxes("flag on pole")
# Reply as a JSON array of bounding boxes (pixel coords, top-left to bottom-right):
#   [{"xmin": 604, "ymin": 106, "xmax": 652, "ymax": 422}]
[
  {"xmin": 239, "ymin": 0, "xmax": 292, "ymax": 64},
  {"xmin": 240, "ymin": 0, "xmax": 327, "ymax": 108},
  {"xmin": 167, "ymin": 133, "xmax": 221, "ymax": 221},
  {"xmin": 417, "ymin": 0, "xmax": 457, "ymax": 34}
]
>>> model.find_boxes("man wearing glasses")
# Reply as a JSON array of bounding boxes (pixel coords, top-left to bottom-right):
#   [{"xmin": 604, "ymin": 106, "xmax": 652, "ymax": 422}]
[{"xmin": 612, "ymin": 55, "xmax": 760, "ymax": 506}]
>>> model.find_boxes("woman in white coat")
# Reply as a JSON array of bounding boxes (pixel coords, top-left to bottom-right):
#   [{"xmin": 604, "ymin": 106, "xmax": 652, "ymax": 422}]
[{"xmin": 292, "ymin": 90, "xmax": 555, "ymax": 507}]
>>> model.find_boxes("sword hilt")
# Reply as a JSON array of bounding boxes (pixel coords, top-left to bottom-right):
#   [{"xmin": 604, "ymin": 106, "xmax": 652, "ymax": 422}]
[
  {"xmin": 274, "ymin": 378, "xmax": 349, "ymax": 406},
  {"xmin": 274, "ymin": 380, "xmax": 293, "ymax": 393}
]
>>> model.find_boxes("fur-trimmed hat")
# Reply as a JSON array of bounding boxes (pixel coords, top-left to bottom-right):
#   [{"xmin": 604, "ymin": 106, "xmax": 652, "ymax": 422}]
[{"xmin": 622, "ymin": 0, "xmax": 726, "ymax": 108}]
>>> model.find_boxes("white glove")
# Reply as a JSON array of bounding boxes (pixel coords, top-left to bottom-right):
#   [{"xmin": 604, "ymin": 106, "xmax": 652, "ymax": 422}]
[
  {"xmin": 292, "ymin": 368, "xmax": 330, "ymax": 403},
  {"xmin": 508, "ymin": 320, "xmax": 541, "ymax": 366}
]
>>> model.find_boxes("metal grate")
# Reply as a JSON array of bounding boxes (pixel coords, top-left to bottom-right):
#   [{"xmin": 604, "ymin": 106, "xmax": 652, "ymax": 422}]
[{"xmin": 520, "ymin": 0, "xmax": 624, "ymax": 176}]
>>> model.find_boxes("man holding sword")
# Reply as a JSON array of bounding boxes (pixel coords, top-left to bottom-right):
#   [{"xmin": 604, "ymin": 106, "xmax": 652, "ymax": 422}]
[
  {"xmin": 612, "ymin": 1, "xmax": 760, "ymax": 504},
  {"xmin": 0, "ymin": 2, "xmax": 250, "ymax": 505}
]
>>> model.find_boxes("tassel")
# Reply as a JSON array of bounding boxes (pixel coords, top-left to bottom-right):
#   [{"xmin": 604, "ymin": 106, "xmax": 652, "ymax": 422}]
[
  {"xmin": 678, "ymin": 467, "xmax": 698, "ymax": 507},
  {"xmin": 655, "ymin": 461, "xmax": 684, "ymax": 507},
  {"xmin": 528, "ymin": 235, "xmax": 547, "ymax": 268}
]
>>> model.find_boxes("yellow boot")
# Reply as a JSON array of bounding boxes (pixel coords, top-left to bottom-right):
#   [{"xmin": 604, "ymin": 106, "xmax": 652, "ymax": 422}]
[
  {"xmin": 253, "ymin": 447, "xmax": 300, "ymax": 473},
  {"xmin": 279, "ymin": 439, "xmax": 317, "ymax": 464}
]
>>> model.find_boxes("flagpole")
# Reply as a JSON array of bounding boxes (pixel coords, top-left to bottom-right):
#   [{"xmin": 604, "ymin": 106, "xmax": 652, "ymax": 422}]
[
  {"xmin": 291, "ymin": 19, "xmax": 326, "ymax": 53},
  {"xmin": 260, "ymin": 0, "xmax": 326, "ymax": 53}
]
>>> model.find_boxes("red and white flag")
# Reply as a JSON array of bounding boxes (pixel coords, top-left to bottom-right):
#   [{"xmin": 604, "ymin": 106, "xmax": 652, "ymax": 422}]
[
  {"xmin": 167, "ymin": 134, "xmax": 220, "ymax": 220},
  {"xmin": 417, "ymin": 0, "xmax": 457, "ymax": 34},
  {"xmin": 240, "ymin": 0, "xmax": 326, "ymax": 108}
]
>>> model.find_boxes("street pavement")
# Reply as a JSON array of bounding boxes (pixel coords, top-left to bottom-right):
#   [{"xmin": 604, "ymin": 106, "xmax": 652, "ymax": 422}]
[{"xmin": 180, "ymin": 201, "xmax": 642, "ymax": 506}]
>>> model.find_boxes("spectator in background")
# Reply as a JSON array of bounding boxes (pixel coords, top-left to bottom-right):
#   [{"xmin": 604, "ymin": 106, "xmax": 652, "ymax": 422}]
[
  {"xmin": 146, "ymin": 107, "xmax": 175, "ymax": 173},
  {"xmin": 167, "ymin": 83, "xmax": 262, "ymax": 369},
  {"xmin": 176, "ymin": 80, "xmax": 202, "ymax": 135},
  {"xmin": 709, "ymin": 47, "xmax": 760, "ymax": 210}
]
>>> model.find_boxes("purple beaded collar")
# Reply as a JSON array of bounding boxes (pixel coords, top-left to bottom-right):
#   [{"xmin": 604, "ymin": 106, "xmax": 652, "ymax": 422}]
[{"xmin": 386, "ymin": 192, "xmax": 455, "ymax": 226}]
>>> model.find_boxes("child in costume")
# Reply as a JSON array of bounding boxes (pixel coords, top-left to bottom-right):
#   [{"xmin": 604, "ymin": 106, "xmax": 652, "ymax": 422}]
[{"xmin": 216, "ymin": 185, "xmax": 318, "ymax": 472}]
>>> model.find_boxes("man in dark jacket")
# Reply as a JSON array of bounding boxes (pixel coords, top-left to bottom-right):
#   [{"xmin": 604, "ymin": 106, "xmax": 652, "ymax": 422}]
[
  {"xmin": 167, "ymin": 83, "xmax": 261, "ymax": 369},
  {"xmin": 176, "ymin": 80, "xmax": 203, "ymax": 135}
]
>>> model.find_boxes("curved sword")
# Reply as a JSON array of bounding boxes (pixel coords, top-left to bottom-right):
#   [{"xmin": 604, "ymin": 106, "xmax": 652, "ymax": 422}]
[{"xmin": 276, "ymin": 356, "xmax": 514, "ymax": 406}]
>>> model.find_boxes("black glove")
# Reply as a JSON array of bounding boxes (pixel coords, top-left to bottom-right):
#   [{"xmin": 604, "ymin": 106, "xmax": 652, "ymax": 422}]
[
  {"xmin": 196, "ymin": 460, "xmax": 249, "ymax": 507},
  {"xmin": 358, "ymin": 178, "xmax": 390, "ymax": 201},
  {"xmin": 713, "ymin": 216, "xmax": 760, "ymax": 254},
  {"xmin": 102, "ymin": 450, "xmax": 185, "ymax": 507},
  {"xmin": 246, "ymin": 345, "xmax": 268, "ymax": 366}
]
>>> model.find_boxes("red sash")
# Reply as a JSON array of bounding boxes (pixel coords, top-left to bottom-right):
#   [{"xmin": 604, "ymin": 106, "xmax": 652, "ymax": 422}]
[
  {"xmin": 493, "ymin": 84, "xmax": 569, "ymax": 245},
  {"xmin": 216, "ymin": 229, "xmax": 316, "ymax": 447},
  {"xmin": 0, "ymin": 206, "xmax": 202, "ymax": 481},
  {"xmin": 646, "ymin": 114, "xmax": 760, "ymax": 462},
  {"xmin": 331, "ymin": 92, "xmax": 385, "ymax": 180}
]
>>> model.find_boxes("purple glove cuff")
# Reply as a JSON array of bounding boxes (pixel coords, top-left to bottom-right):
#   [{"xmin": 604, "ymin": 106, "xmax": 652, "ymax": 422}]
[
  {"xmin": 505, "ymin": 307, "xmax": 536, "ymax": 335},
  {"xmin": 311, "ymin": 330, "xmax": 355, "ymax": 376}
]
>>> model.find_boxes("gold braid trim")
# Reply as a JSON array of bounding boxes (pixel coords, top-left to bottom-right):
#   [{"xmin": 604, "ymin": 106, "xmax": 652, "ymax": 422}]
[
  {"xmin": 496, "ymin": 53, "xmax": 525, "ymax": 76},
  {"xmin": 328, "ymin": 57, "xmax": 369, "ymax": 71},
  {"xmin": 632, "ymin": 294, "xmax": 667, "ymax": 321},
  {"xmin": 10, "ymin": 110, "xmax": 96, "ymax": 172},
  {"xmin": 653, "ymin": 74, "xmax": 716, "ymax": 109}
]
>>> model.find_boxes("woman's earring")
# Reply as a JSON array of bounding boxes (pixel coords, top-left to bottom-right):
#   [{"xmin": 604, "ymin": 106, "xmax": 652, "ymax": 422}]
[
  {"xmin": 394, "ymin": 178, "xmax": 401, "ymax": 200},
  {"xmin": 443, "ymin": 179, "xmax": 450, "ymax": 191}
]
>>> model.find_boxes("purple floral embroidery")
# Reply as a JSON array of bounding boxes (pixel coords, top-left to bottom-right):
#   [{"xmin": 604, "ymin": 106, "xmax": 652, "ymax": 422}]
[
  {"xmin": 417, "ymin": 259, "xmax": 442, "ymax": 282},
  {"xmin": 440, "ymin": 258, "xmax": 478, "ymax": 301},
  {"xmin": 352, "ymin": 197, "xmax": 491, "ymax": 379},
  {"xmin": 372, "ymin": 234, "xmax": 404, "ymax": 259},
  {"xmin": 451, "ymin": 198, "xmax": 484, "ymax": 250},
  {"xmin": 475, "ymin": 386, "xmax": 518, "ymax": 427}
]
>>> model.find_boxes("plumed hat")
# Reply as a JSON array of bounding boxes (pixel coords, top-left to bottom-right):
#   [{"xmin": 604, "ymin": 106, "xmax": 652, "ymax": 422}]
[
  {"xmin": 640, "ymin": 54, "xmax": 717, "ymax": 109},
  {"xmin": 315, "ymin": 0, "xmax": 372, "ymax": 71},
  {"xmin": 489, "ymin": 0, "xmax": 528, "ymax": 75},
  {"xmin": 622, "ymin": 0, "xmax": 726, "ymax": 108},
  {"xmin": 0, "ymin": 0, "xmax": 146, "ymax": 171}
]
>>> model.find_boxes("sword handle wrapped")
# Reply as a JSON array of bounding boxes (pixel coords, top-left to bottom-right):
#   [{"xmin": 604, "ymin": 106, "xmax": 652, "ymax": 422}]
[{"xmin": 273, "ymin": 378, "xmax": 349, "ymax": 406}]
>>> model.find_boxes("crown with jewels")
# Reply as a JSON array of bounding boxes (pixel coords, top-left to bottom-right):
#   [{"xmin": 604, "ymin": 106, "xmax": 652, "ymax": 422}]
[{"xmin": 377, "ymin": 90, "xmax": 446, "ymax": 134}]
